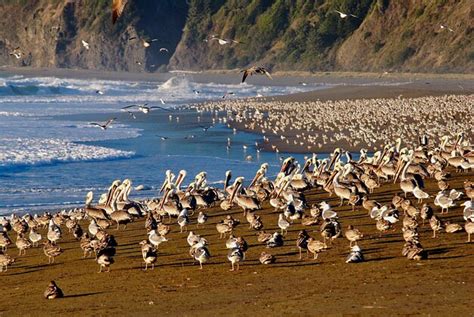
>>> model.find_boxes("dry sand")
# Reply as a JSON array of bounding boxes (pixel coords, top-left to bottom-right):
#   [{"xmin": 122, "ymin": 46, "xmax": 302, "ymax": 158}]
[
  {"xmin": 1, "ymin": 68, "xmax": 473, "ymax": 315},
  {"xmin": 1, "ymin": 170, "xmax": 473, "ymax": 316}
]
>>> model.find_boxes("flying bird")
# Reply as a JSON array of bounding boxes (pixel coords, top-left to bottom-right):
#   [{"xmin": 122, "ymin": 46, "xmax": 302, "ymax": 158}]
[
  {"xmin": 122, "ymin": 104, "xmax": 170, "ymax": 114},
  {"xmin": 440, "ymin": 25, "xmax": 454, "ymax": 32},
  {"xmin": 9, "ymin": 47, "xmax": 22, "ymax": 59},
  {"xmin": 142, "ymin": 39, "xmax": 158, "ymax": 48},
  {"xmin": 81, "ymin": 40, "xmax": 90, "ymax": 50},
  {"xmin": 112, "ymin": 0, "xmax": 128, "ymax": 24},
  {"xmin": 222, "ymin": 92, "xmax": 235, "ymax": 99},
  {"xmin": 241, "ymin": 66, "xmax": 273, "ymax": 83},
  {"xmin": 334, "ymin": 10, "xmax": 358, "ymax": 19},
  {"xmin": 89, "ymin": 118, "xmax": 117, "ymax": 130},
  {"xmin": 159, "ymin": 47, "xmax": 169, "ymax": 53},
  {"xmin": 200, "ymin": 125, "xmax": 214, "ymax": 132}
]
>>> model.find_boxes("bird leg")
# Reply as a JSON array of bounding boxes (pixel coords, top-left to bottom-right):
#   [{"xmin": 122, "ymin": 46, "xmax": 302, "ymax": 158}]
[
  {"xmin": 200, "ymin": 262, "xmax": 203, "ymax": 270},
  {"xmin": 299, "ymin": 248, "xmax": 302, "ymax": 260}
]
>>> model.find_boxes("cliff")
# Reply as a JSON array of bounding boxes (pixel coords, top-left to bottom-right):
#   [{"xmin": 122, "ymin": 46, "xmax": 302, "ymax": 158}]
[{"xmin": 0, "ymin": 0, "xmax": 472, "ymax": 73}]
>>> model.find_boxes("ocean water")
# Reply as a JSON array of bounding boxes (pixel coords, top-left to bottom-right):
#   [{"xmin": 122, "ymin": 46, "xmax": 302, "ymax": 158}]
[{"xmin": 0, "ymin": 73, "xmax": 323, "ymax": 215}]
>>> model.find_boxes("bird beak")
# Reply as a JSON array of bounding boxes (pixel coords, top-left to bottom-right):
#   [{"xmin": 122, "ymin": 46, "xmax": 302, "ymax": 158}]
[
  {"xmin": 394, "ymin": 159, "xmax": 406, "ymax": 183},
  {"xmin": 175, "ymin": 172, "xmax": 185, "ymax": 190},
  {"xmin": 159, "ymin": 187, "xmax": 171, "ymax": 210},
  {"xmin": 229, "ymin": 181, "xmax": 241, "ymax": 203},
  {"xmin": 159, "ymin": 179, "xmax": 168, "ymax": 194},
  {"xmin": 249, "ymin": 171, "xmax": 262, "ymax": 188},
  {"xmin": 328, "ymin": 151, "xmax": 339, "ymax": 171}
]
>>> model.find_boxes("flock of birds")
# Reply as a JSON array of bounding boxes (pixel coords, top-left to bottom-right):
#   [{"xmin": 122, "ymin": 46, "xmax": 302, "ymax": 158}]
[
  {"xmin": 0, "ymin": 0, "xmax": 471, "ymax": 302},
  {"xmin": 1, "ymin": 133, "xmax": 473, "ymax": 299},
  {"xmin": 190, "ymin": 94, "xmax": 473, "ymax": 153}
]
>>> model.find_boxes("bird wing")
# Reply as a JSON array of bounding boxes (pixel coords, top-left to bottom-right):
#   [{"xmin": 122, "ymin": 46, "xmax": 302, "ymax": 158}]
[
  {"xmin": 241, "ymin": 69, "xmax": 251, "ymax": 83},
  {"xmin": 104, "ymin": 118, "xmax": 117, "ymax": 127},
  {"xmin": 148, "ymin": 106, "xmax": 171, "ymax": 111},
  {"xmin": 112, "ymin": 0, "xmax": 128, "ymax": 24},
  {"xmin": 263, "ymin": 69, "xmax": 273, "ymax": 80},
  {"xmin": 121, "ymin": 104, "xmax": 138, "ymax": 110},
  {"xmin": 89, "ymin": 122, "xmax": 102, "ymax": 127}
]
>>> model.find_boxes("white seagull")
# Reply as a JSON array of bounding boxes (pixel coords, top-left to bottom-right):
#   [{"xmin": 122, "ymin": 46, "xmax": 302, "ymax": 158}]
[
  {"xmin": 334, "ymin": 10, "xmax": 358, "ymax": 18},
  {"xmin": 81, "ymin": 40, "xmax": 90, "ymax": 50}
]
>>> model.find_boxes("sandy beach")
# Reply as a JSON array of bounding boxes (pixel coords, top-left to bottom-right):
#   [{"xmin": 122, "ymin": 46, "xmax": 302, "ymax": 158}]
[
  {"xmin": 0, "ymin": 69, "xmax": 473, "ymax": 316},
  {"xmin": 1, "ymin": 169, "xmax": 472, "ymax": 316}
]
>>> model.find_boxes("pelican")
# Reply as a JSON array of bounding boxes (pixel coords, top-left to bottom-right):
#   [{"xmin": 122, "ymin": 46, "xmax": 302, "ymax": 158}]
[
  {"xmin": 89, "ymin": 118, "xmax": 116, "ymax": 130},
  {"xmin": 240, "ymin": 66, "xmax": 273, "ymax": 83}
]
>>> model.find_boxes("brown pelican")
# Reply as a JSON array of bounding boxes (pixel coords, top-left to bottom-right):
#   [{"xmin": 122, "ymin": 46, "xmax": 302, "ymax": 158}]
[
  {"xmin": 112, "ymin": 0, "xmax": 128, "ymax": 24},
  {"xmin": 240, "ymin": 66, "xmax": 273, "ymax": 83},
  {"xmin": 229, "ymin": 177, "xmax": 261, "ymax": 215}
]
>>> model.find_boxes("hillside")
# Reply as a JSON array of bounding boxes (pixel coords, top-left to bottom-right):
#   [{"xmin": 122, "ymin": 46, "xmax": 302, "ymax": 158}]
[
  {"xmin": 0, "ymin": 0, "xmax": 187, "ymax": 72},
  {"xmin": 0, "ymin": 0, "xmax": 472, "ymax": 73}
]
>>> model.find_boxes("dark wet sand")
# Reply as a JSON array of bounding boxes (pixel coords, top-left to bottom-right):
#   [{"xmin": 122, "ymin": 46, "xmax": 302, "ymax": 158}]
[{"xmin": 1, "ymin": 169, "xmax": 473, "ymax": 316}]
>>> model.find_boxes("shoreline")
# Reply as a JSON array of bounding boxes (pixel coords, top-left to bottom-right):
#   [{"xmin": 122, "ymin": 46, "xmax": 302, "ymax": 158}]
[{"xmin": 2, "ymin": 66, "xmax": 474, "ymax": 87}]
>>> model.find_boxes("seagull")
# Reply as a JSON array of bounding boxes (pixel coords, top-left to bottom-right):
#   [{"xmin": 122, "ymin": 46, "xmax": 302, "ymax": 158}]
[
  {"xmin": 136, "ymin": 61, "xmax": 143, "ymax": 65},
  {"xmin": 211, "ymin": 37, "xmax": 230, "ymax": 45},
  {"xmin": 184, "ymin": 134, "xmax": 195, "ymax": 139},
  {"xmin": 157, "ymin": 136, "xmax": 169, "ymax": 140},
  {"xmin": 95, "ymin": 90, "xmax": 104, "ymax": 95},
  {"xmin": 9, "ymin": 47, "xmax": 22, "ymax": 59},
  {"xmin": 222, "ymin": 92, "xmax": 235, "ymax": 99},
  {"xmin": 159, "ymin": 47, "xmax": 169, "ymax": 53},
  {"xmin": 122, "ymin": 103, "xmax": 169, "ymax": 114},
  {"xmin": 241, "ymin": 66, "xmax": 273, "ymax": 83},
  {"xmin": 81, "ymin": 40, "xmax": 90, "ymax": 50},
  {"xmin": 142, "ymin": 39, "xmax": 158, "ymax": 48},
  {"xmin": 193, "ymin": 89, "xmax": 200, "ymax": 95},
  {"xmin": 126, "ymin": 111, "xmax": 136, "ymax": 119},
  {"xmin": 334, "ymin": 10, "xmax": 358, "ymax": 18},
  {"xmin": 89, "ymin": 118, "xmax": 117, "ymax": 130},
  {"xmin": 210, "ymin": 36, "xmax": 241, "ymax": 45},
  {"xmin": 112, "ymin": 0, "xmax": 128, "ymax": 24},
  {"xmin": 200, "ymin": 125, "xmax": 213, "ymax": 132},
  {"xmin": 440, "ymin": 25, "xmax": 454, "ymax": 32}
]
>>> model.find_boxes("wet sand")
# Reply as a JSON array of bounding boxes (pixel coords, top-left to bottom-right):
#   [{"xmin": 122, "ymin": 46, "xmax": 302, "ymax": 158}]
[{"xmin": 0, "ymin": 169, "xmax": 473, "ymax": 316}]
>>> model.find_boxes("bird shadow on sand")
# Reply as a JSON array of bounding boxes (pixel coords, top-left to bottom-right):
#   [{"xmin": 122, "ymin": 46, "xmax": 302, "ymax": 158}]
[
  {"xmin": 2, "ymin": 268, "xmax": 43, "ymax": 276},
  {"xmin": 63, "ymin": 292, "xmax": 104, "ymax": 299},
  {"xmin": 364, "ymin": 255, "xmax": 397, "ymax": 263},
  {"xmin": 427, "ymin": 246, "xmax": 455, "ymax": 256}
]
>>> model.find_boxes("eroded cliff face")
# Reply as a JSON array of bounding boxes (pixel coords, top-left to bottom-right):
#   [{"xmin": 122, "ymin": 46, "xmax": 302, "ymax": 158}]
[
  {"xmin": 0, "ymin": 0, "xmax": 187, "ymax": 72},
  {"xmin": 0, "ymin": 0, "xmax": 472, "ymax": 73},
  {"xmin": 335, "ymin": 0, "xmax": 474, "ymax": 73}
]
